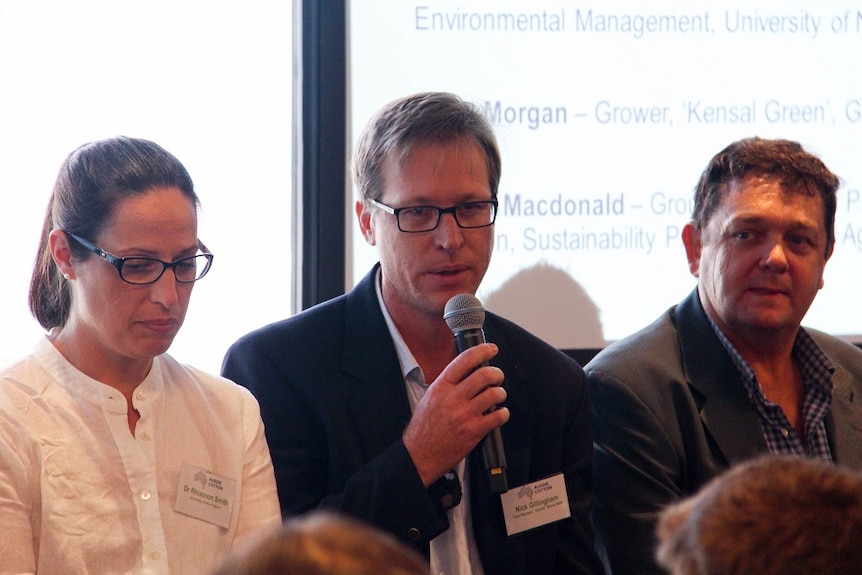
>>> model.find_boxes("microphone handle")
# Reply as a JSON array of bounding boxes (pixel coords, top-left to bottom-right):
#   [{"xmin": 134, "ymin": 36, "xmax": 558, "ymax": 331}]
[
  {"xmin": 454, "ymin": 328, "xmax": 509, "ymax": 494},
  {"xmin": 454, "ymin": 328, "xmax": 488, "ymax": 360}
]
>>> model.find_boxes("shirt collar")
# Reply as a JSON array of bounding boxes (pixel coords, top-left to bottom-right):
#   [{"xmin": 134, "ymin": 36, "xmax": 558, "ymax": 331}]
[
  {"xmin": 705, "ymin": 314, "xmax": 835, "ymax": 399},
  {"xmin": 36, "ymin": 329, "xmax": 164, "ymax": 412},
  {"xmin": 373, "ymin": 268, "xmax": 421, "ymax": 382}
]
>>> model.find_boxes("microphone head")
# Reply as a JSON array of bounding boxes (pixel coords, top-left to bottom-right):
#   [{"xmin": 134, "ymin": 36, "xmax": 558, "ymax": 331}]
[{"xmin": 443, "ymin": 293, "xmax": 485, "ymax": 333}]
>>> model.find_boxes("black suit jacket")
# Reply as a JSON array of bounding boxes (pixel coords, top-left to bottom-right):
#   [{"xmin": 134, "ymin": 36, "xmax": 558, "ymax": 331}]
[
  {"xmin": 585, "ymin": 289, "xmax": 862, "ymax": 575},
  {"xmin": 222, "ymin": 265, "xmax": 604, "ymax": 575}
]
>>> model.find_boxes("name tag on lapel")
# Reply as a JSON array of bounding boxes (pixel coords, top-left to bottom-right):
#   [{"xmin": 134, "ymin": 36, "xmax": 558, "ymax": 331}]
[{"xmin": 500, "ymin": 473, "xmax": 571, "ymax": 536}]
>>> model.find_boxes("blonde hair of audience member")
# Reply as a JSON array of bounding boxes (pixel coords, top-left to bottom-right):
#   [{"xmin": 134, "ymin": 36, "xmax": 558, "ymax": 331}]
[
  {"xmin": 213, "ymin": 512, "xmax": 428, "ymax": 575},
  {"xmin": 656, "ymin": 456, "xmax": 862, "ymax": 575}
]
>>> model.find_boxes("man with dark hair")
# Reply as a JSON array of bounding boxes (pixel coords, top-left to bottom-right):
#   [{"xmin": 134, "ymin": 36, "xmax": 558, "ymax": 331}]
[
  {"xmin": 586, "ymin": 136, "xmax": 862, "ymax": 575},
  {"xmin": 223, "ymin": 92, "xmax": 604, "ymax": 574}
]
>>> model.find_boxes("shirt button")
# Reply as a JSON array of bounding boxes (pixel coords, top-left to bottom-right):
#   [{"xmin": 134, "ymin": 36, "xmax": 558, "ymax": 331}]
[
  {"xmin": 150, "ymin": 551, "xmax": 161, "ymax": 560},
  {"xmin": 407, "ymin": 527, "xmax": 421, "ymax": 541},
  {"xmin": 141, "ymin": 431, "xmax": 152, "ymax": 441},
  {"xmin": 135, "ymin": 391, "xmax": 146, "ymax": 401},
  {"xmin": 781, "ymin": 428, "xmax": 789, "ymax": 437},
  {"xmin": 140, "ymin": 490, "xmax": 152, "ymax": 501}
]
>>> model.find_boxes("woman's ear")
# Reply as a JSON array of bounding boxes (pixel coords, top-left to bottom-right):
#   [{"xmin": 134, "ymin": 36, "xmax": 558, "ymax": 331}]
[{"xmin": 49, "ymin": 229, "xmax": 76, "ymax": 280}]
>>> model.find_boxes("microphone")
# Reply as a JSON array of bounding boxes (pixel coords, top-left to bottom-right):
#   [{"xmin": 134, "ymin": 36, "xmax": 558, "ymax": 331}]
[{"xmin": 443, "ymin": 293, "xmax": 508, "ymax": 494}]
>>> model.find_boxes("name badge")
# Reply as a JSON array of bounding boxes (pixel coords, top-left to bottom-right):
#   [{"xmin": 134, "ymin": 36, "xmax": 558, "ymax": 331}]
[
  {"xmin": 500, "ymin": 473, "xmax": 571, "ymax": 536},
  {"xmin": 175, "ymin": 462, "xmax": 236, "ymax": 529}
]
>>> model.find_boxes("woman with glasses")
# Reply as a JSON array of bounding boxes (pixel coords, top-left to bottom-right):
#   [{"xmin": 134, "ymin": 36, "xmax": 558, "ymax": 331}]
[{"xmin": 0, "ymin": 136, "xmax": 280, "ymax": 574}]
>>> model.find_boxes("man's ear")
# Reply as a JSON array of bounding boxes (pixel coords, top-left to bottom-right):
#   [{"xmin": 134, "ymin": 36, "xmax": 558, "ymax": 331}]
[
  {"xmin": 356, "ymin": 200, "xmax": 376, "ymax": 246},
  {"xmin": 49, "ymin": 229, "xmax": 76, "ymax": 279},
  {"xmin": 682, "ymin": 222, "xmax": 702, "ymax": 278}
]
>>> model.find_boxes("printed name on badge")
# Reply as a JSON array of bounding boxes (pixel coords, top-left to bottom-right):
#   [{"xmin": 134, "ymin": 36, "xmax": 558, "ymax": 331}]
[
  {"xmin": 175, "ymin": 462, "xmax": 236, "ymax": 529},
  {"xmin": 500, "ymin": 473, "xmax": 571, "ymax": 536}
]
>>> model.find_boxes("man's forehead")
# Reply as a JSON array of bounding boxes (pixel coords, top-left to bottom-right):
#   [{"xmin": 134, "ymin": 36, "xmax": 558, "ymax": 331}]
[
  {"xmin": 381, "ymin": 138, "xmax": 491, "ymax": 193},
  {"xmin": 703, "ymin": 173, "xmax": 814, "ymax": 216},
  {"xmin": 393, "ymin": 137, "xmax": 483, "ymax": 164},
  {"xmin": 727, "ymin": 173, "xmax": 820, "ymax": 197}
]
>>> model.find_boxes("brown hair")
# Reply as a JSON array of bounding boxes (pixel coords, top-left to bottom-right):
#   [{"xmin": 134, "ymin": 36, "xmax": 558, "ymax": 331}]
[
  {"xmin": 691, "ymin": 137, "xmax": 839, "ymax": 257},
  {"xmin": 656, "ymin": 456, "xmax": 862, "ymax": 575},
  {"xmin": 352, "ymin": 91, "xmax": 501, "ymax": 202},
  {"xmin": 212, "ymin": 512, "xmax": 428, "ymax": 575}
]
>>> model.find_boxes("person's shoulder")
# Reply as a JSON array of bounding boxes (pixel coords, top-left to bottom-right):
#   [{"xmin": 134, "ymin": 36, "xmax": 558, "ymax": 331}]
[
  {"xmin": 159, "ymin": 355, "xmax": 260, "ymax": 405},
  {"xmin": 160, "ymin": 354, "xmax": 238, "ymax": 387},
  {"xmin": 1, "ymin": 338, "xmax": 60, "ymax": 403},
  {"xmin": 484, "ymin": 312, "xmax": 580, "ymax": 369},
  {"xmin": 229, "ymin": 267, "xmax": 383, "ymax": 354},
  {"xmin": 0, "ymin": 353, "xmax": 40, "ymax": 390},
  {"xmin": 0, "ymin": 356, "xmax": 36, "ymax": 419},
  {"xmin": 806, "ymin": 328, "xmax": 862, "ymax": 369},
  {"xmin": 586, "ymin": 305, "xmax": 679, "ymax": 374},
  {"xmin": 230, "ymin": 292, "xmax": 351, "ymax": 350}
]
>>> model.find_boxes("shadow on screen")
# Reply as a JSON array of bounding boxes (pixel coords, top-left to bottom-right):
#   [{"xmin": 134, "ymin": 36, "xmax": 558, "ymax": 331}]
[{"xmin": 483, "ymin": 263, "xmax": 604, "ymax": 364}]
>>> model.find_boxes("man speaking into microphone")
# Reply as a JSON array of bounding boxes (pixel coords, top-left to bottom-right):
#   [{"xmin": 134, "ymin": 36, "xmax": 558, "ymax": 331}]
[{"xmin": 222, "ymin": 92, "xmax": 604, "ymax": 575}]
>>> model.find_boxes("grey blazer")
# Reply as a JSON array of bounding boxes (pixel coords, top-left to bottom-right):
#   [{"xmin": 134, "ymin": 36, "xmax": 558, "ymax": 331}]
[{"xmin": 585, "ymin": 289, "xmax": 862, "ymax": 575}]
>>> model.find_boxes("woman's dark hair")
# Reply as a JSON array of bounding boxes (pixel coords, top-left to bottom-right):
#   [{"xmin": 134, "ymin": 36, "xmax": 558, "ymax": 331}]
[{"xmin": 29, "ymin": 136, "xmax": 199, "ymax": 329}]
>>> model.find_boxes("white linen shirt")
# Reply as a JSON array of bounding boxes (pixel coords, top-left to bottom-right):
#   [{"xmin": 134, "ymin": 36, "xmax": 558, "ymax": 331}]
[{"xmin": 0, "ymin": 335, "xmax": 281, "ymax": 575}]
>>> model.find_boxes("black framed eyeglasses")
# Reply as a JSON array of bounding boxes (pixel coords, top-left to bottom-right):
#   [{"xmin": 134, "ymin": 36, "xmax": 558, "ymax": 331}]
[
  {"xmin": 370, "ymin": 199, "xmax": 498, "ymax": 233},
  {"xmin": 65, "ymin": 232, "xmax": 214, "ymax": 285}
]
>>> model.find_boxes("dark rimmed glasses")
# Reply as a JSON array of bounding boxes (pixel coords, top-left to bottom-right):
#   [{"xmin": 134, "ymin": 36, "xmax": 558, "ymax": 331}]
[
  {"xmin": 65, "ymin": 232, "xmax": 214, "ymax": 285},
  {"xmin": 370, "ymin": 199, "xmax": 498, "ymax": 233}
]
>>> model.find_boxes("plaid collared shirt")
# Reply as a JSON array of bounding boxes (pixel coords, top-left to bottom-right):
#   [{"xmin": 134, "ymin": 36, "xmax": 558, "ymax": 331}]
[{"xmin": 708, "ymin": 317, "xmax": 834, "ymax": 463}]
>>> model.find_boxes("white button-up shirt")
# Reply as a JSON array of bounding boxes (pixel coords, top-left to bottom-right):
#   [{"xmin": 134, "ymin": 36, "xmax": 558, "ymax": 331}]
[{"xmin": 0, "ymin": 335, "xmax": 281, "ymax": 574}]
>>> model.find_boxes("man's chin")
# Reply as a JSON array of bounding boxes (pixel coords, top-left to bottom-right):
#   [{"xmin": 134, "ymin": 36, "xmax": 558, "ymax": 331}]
[{"xmin": 739, "ymin": 313, "xmax": 800, "ymax": 334}]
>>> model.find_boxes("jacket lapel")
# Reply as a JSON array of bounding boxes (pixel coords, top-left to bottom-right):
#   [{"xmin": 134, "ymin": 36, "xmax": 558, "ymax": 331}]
[
  {"xmin": 675, "ymin": 290, "xmax": 768, "ymax": 465},
  {"xmin": 826, "ymin": 363, "xmax": 862, "ymax": 469},
  {"xmin": 340, "ymin": 266, "xmax": 414, "ymax": 460}
]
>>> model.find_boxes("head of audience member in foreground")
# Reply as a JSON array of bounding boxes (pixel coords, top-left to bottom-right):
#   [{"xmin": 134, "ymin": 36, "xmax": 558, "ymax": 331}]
[
  {"xmin": 655, "ymin": 456, "xmax": 862, "ymax": 575},
  {"xmin": 212, "ymin": 511, "xmax": 428, "ymax": 575}
]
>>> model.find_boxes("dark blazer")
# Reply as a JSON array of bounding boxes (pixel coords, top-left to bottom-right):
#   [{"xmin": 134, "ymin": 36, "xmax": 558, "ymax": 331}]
[
  {"xmin": 585, "ymin": 289, "xmax": 862, "ymax": 575},
  {"xmin": 222, "ymin": 265, "xmax": 605, "ymax": 575}
]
